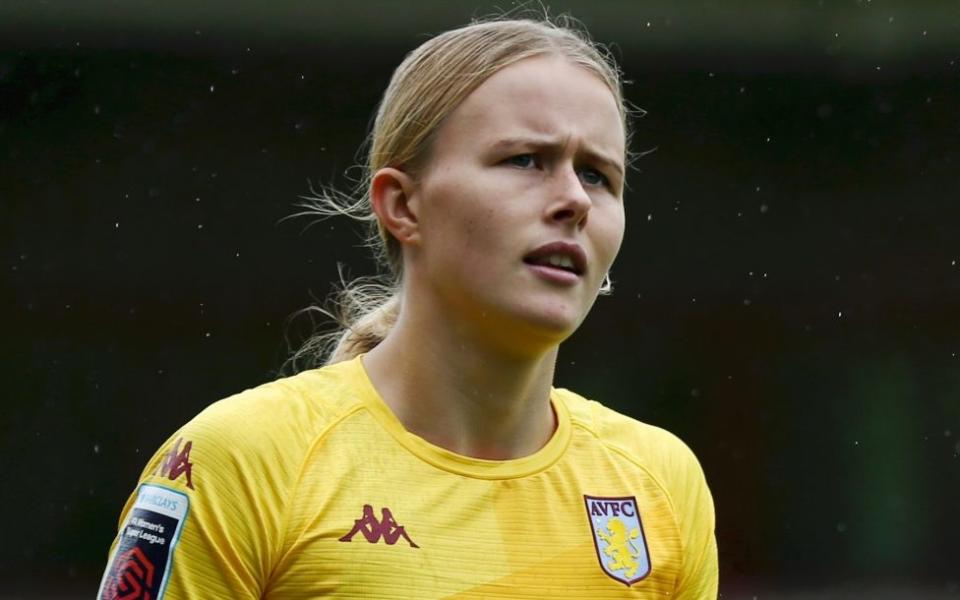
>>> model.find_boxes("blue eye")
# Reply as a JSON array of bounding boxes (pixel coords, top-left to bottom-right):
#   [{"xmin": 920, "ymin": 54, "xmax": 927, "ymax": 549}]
[
  {"xmin": 579, "ymin": 168, "xmax": 609, "ymax": 188},
  {"xmin": 507, "ymin": 154, "xmax": 537, "ymax": 168}
]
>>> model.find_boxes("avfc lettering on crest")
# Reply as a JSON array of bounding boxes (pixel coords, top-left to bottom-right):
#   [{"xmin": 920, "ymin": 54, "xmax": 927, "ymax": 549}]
[{"xmin": 584, "ymin": 495, "xmax": 651, "ymax": 586}]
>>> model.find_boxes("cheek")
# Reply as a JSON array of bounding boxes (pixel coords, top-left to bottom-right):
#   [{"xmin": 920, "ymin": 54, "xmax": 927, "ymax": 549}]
[
  {"xmin": 458, "ymin": 214, "xmax": 514, "ymax": 269},
  {"xmin": 424, "ymin": 191, "xmax": 504, "ymax": 268},
  {"xmin": 418, "ymin": 168, "xmax": 528, "ymax": 279},
  {"xmin": 431, "ymin": 185, "xmax": 512, "ymax": 247},
  {"xmin": 596, "ymin": 208, "xmax": 626, "ymax": 266}
]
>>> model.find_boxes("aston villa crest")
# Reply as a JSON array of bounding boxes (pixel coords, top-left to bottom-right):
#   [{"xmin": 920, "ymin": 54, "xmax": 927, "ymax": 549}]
[{"xmin": 584, "ymin": 495, "xmax": 651, "ymax": 585}]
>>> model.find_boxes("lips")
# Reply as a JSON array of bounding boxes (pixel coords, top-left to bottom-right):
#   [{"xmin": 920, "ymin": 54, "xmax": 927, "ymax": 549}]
[{"xmin": 522, "ymin": 241, "xmax": 587, "ymax": 276}]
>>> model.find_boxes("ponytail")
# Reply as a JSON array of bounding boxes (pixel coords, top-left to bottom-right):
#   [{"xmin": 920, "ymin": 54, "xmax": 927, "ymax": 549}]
[
  {"xmin": 282, "ymin": 271, "xmax": 400, "ymax": 373},
  {"xmin": 327, "ymin": 291, "xmax": 400, "ymax": 364}
]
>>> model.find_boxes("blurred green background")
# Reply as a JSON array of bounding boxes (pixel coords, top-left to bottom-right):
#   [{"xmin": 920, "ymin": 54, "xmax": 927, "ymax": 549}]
[{"xmin": 2, "ymin": 1, "xmax": 959, "ymax": 597}]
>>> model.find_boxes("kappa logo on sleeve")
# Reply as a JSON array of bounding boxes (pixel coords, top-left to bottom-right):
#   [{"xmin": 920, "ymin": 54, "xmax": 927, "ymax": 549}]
[
  {"xmin": 153, "ymin": 437, "xmax": 195, "ymax": 489},
  {"xmin": 98, "ymin": 484, "xmax": 189, "ymax": 600}
]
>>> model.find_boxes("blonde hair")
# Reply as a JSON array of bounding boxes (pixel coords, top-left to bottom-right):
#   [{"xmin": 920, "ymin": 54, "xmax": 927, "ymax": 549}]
[{"xmin": 285, "ymin": 15, "xmax": 631, "ymax": 372}]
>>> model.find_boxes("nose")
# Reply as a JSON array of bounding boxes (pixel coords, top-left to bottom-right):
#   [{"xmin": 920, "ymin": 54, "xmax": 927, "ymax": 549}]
[{"xmin": 546, "ymin": 164, "xmax": 591, "ymax": 229}]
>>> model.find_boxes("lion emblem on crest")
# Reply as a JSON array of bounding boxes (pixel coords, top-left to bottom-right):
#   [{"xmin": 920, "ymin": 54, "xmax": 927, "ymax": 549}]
[
  {"xmin": 584, "ymin": 495, "xmax": 651, "ymax": 585},
  {"xmin": 598, "ymin": 517, "xmax": 642, "ymax": 578}
]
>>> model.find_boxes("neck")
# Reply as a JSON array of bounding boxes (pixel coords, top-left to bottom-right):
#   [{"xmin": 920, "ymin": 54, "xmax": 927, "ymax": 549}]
[{"xmin": 361, "ymin": 299, "xmax": 559, "ymax": 460}]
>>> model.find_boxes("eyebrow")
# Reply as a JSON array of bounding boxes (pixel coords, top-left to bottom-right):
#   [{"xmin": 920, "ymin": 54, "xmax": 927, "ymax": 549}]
[{"xmin": 491, "ymin": 135, "xmax": 624, "ymax": 177}]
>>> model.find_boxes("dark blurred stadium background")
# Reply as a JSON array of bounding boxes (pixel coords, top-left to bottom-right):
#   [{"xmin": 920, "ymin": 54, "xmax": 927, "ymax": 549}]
[{"xmin": 2, "ymin": 1, "xmax": 959, "ymax": 597}]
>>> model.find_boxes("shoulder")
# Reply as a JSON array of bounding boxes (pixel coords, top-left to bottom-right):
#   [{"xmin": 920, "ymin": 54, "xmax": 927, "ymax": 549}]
[
  {"xmin": 144, "ymin": 358, "xmax": 369, "ymax": 488},
  {"xmin": 193, "ymin": 358, "xmax": 365, "ymax": 435},
  {"xmin": 107, "ymin": 361, "xmax": 372, "ymax": 596},
  {"xmin": 554, "ymin": 386, "xmax": 717, "ymax": 588},
  {"xmin": 553, "ymin": 387, "xmax": 709, "ymax": 501},
  {"xmin": 555, "ymin": 387, "xmax": 702, "ymax": 468},
  {"xmin": 556, "ymin": 390, "xmax": 717, "ymax": 598}
]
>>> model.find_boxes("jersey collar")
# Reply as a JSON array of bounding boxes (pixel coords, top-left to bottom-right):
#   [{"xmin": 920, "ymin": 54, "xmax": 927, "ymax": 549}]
[{"xmin": 351, "ymin": 354, "xmax": 573, "ymax": 480}]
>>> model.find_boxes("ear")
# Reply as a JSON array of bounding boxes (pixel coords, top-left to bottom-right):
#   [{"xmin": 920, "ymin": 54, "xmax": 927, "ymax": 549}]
[{"xmin": 370, "ymin": 167, "xmax": 421, "ymax": 246}]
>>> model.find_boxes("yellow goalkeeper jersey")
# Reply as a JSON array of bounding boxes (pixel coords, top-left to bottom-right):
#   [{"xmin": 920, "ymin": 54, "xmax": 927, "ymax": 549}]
[{"xmin": 99, "ymin": 355, "xmax": 717, "ymax": 599}]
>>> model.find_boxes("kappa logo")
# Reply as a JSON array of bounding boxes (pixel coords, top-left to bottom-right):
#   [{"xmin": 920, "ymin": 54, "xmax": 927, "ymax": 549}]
[
  {"xmin": 338, "ymin": 504, "xmax": 419, "ymax": 548},
  {"xmin": 153, "ymin": 437, "xmax": 194, "ymax": 489},
  {"xmin": 584, "ymin": 495, "xmax": 651, "ymax": 586}
]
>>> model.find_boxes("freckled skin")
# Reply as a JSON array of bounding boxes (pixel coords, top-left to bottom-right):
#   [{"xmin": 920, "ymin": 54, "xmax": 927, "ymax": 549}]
[{"xmin": 408, "ymin": 55, "xmax": 626, "ymax": 354}]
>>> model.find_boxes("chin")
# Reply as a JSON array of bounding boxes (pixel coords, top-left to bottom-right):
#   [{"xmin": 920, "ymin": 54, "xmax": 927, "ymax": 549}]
[
  {"xmin": 461, "ymin": 290, "xmax": 586, "ymax": 352},
  {"xmin": 473, "ymin": 309, "xmax": 580, "ymax": 359},
  {"xmin": 510, "ymin": 302, "xmax": 584, "ymax": 344}
]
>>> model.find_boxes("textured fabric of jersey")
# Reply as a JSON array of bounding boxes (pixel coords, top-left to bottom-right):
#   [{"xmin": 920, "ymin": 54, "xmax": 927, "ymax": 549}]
[{"xmin": 100, "ymin": 355, "xmax": 718, "ymax": 599}]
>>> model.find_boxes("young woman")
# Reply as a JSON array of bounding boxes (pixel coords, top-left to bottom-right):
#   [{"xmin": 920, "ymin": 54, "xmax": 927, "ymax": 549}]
[{"xmin": 99, "ymin": 16, "xmax": 718, "ymax": 599}]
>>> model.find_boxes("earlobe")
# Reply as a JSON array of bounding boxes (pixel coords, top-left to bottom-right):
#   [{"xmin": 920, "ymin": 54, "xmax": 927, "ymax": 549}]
[{"xmin": 370, "ymin": 167, "xmax": 420, "ymax": 245}]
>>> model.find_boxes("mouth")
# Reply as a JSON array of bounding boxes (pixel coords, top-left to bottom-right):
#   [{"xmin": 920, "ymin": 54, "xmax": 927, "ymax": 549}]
[{"xmin": 522, "ymin": 241, "xmax": 587, "ymax": 276}]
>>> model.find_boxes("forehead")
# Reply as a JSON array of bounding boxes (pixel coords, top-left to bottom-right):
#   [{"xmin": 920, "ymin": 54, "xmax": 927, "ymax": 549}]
[{"xmin": 434, "ymin": 55, "xmax": 625, "ymax": 160}]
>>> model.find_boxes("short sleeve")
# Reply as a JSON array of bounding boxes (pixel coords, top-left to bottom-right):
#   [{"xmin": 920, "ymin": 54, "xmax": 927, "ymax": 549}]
[
  {"xmin": 97, "ymin": 385, "xmax": 303, "ymax": 599},
  {"xmin": 671, "ymin": 442, "xmax": 719, "ymax": 599}
]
